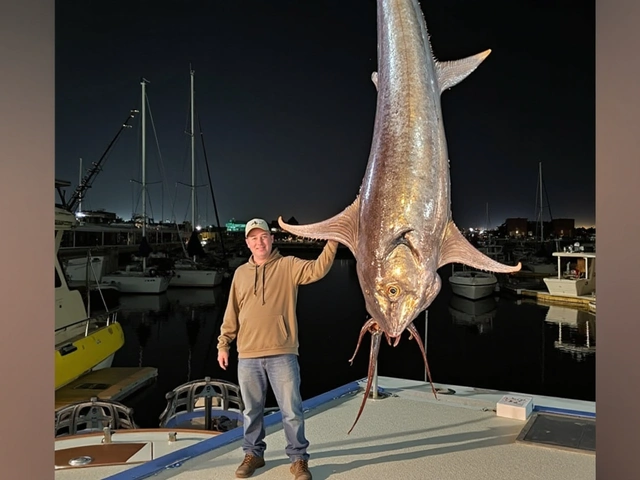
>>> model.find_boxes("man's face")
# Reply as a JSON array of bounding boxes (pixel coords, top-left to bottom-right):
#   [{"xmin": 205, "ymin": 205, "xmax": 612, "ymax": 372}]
[{"xmin": 245, "ymin": 228, "xmax": 273, "ymax": 263}]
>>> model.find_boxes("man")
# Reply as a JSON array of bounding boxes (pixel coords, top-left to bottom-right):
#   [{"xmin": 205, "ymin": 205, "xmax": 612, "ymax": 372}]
[{"xmin": 217, "ymin": 218, "xmax": 338, "ymax": 480}]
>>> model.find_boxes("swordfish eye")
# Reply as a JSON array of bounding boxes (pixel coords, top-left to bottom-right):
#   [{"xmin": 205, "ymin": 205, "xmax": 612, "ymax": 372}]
[{"xmin": 387, "ymin": 284, "xmax": 401, "ymax": 299}]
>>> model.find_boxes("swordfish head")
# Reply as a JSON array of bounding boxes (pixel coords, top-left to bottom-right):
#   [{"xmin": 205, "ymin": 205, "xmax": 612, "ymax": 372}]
[{"xmin": 355, "ymin": 229, "xmax": 442, "ymax": 342}]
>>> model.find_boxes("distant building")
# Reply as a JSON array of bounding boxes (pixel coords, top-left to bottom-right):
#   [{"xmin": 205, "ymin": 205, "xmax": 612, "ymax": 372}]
[
  {"xmin": 528, "ymin": 220, "xmax": 551, "ymax": 239},
  {"xmin": 76, "ymin": 209, "xmax": 118, "ymax": 225},
  {"xmin": 199, "ymin": 230, "xmax": 221, "ymax": 243},
  {"xmin": 503, "ymin": 217, "xmax": 575, "ymax": 239},
  {"xmin": 551, "ymin": 218, "xmax": 575, "ymax": 238},
  {"xmin": 504, "ymin": 218, "xmax": 528, "ymax": 237},
  {"xmin": 225, "ymin": 219, "xmax": 246, "ymax": 233}
]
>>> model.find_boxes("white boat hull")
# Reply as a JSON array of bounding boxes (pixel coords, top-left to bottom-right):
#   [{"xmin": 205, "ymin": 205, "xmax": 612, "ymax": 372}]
[
  {"xmin": 102, "ymin": 272, "xmax": 170, "ymax": 294},
  {"xmin": 543, "ymin": 277, "xmax": 595, "ymax": 298},
  {"xmin": 170, "ymin": 268, "xmax": 223, "ymax": 288},
  {"xmin": 64, "ymin": 256, "xmax": 106, "ymax": 283},
  {"xmin": 544, "ymin": 251, "xmax": 596, "ymax": 299},
  {"xmin": 449, "ymin": 272, "xmax": 497, "ymax": 300}
]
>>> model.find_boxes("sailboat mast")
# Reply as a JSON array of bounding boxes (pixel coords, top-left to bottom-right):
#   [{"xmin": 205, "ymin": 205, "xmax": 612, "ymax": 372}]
[
  {"xmin": 485, "ymin": 202, "xmax": 489, "ymax": 231},
  {"xmin": 190, "ymin": 68, "xmax": 196, "ymax": 233},
  {"xmin": 539, "ymin": 162, "xmax": 544, "ymax": 242},
  {"xmin": 141, "ymin": 78, "xmax": 148, "ymax": 271},
  {"xmin": 190, "ymin": 68, "xmax": 197, "ymax": 262},
  {"xmin": 78, "ymin": 158, "xmax": 83, "ymax": 213}
]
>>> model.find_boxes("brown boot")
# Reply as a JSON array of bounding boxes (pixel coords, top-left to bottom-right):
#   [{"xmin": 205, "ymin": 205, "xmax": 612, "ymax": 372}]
[
  {"xmin": 290, "ymin": 459, "xmax": 312, "ymax": 480},
  {"xmin": 235, "ymin": 454, "xmax": 265, "ymax": 478}
]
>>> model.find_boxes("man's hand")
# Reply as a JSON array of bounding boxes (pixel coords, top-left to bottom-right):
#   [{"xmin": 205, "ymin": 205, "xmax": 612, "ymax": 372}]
[{"xmin": 218, "ymin": 350, "xmax": 229, "ymax": 370}]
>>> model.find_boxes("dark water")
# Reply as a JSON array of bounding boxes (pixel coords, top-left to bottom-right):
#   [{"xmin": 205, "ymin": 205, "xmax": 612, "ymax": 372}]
[{"xmin": 111, "ymin": 258, "xmax": 596, "ymax": 428}]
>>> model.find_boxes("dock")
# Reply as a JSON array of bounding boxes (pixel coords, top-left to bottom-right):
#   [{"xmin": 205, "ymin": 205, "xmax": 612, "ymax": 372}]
[
  {"xmin": 55, "ymin": 367, "xmax": 158, "ymax": 411},
  {"xmin": 502, "ymin": 286, "xmax": 595, "ymax": 308}
]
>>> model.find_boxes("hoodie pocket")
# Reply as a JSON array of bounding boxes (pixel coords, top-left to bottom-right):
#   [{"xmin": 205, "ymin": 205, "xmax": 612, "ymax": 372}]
[{"xmin": 238, "ymin": 314, "xmax": 289, "ymax": 352}]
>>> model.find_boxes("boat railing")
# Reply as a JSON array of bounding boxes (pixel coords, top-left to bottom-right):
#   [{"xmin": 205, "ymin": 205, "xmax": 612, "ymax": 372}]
[
  {"xmin": 55, "ymin": 396, "xmax": 136, "ymax": 438},
  {"xmin": 55, "ymin": 310, "xmax": 119, "ymax": 338},
  {"xmin": 159, "ymin": 377, "xmax": 245, "ymax": 432}
]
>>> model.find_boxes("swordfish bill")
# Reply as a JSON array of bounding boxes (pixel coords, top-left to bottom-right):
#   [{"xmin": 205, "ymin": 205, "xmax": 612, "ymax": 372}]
[{"xmin": 279, "ymin": 0, "xmax": 521, "ymax": 432}]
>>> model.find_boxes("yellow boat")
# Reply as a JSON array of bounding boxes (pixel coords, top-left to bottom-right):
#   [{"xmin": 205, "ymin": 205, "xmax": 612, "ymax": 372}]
[
  {"xmin": 54, "ymin": 318, "xmax": 125, "ymax": 390},
  {"xmin": 55, "ymin": 194, "xmax": 125, "ymax": 390}
]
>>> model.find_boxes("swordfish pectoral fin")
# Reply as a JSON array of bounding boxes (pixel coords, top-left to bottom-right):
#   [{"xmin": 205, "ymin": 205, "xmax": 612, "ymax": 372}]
[
  {"xmin": 371, "ymin": 72, "xmax": 378, "ymax": 90},
  {"xmin": 278, "ymin": 196, "xmax": 360, "ymax": 255},
  {"xmin": 436, "ymin": 49, "xmax": 492, "ymax": 93},
  {"xmin": 438, "ymin": 221, "xmax": 521, "ymax": 273}
]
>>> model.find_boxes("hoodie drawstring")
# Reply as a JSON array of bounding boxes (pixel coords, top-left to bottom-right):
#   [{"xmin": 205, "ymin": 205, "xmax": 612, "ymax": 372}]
[
  {"xmin": 252, "ymin": 263, "xmax": 267, "ymax": 305},
  {"xmin": 253, "ymin": 266, "xmax": 258, "ymax": 296},
  {"xmin": 262, "ymin": 263, "xmax": 266, "ymax": 305}
]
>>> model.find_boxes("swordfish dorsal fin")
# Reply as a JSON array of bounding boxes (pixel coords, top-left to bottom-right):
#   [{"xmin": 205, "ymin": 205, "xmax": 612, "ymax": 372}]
[
  {"xmin": 278, "ymin": 196, "xmax": 361, "ymax": 254},
  {"xmin": 436, "ymin": 49, "xmax": 492, "ymax": 93},
  {"xmin": 438, "ymin": 221, "xmax": 521, "ymax": 273},
  {"xmin": 371, "ymin": 49, "xmax": 490, "ymax": 95}
]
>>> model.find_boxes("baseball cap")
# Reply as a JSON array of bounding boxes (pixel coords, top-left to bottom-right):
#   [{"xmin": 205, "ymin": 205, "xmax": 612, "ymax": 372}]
[{"xmin": 245, "ymin": 218, "xmax": 271, "ymax": 237}]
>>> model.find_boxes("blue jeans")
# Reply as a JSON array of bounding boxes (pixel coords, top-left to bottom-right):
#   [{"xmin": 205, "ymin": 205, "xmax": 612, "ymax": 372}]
[{"xmin": 237, "ymin": 354, "xmax": 309, "ymax": 462}]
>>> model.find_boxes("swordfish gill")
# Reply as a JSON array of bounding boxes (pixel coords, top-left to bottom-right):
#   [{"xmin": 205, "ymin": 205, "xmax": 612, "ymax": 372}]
[{"xmin": 279, "ymin": 0, "xmax": 521, "ymax": 433}]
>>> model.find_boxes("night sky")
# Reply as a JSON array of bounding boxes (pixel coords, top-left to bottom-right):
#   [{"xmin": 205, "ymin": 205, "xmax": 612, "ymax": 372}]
[{"xmin": 55, "ymin": 1, "xmax": 594, "ymax": 229}]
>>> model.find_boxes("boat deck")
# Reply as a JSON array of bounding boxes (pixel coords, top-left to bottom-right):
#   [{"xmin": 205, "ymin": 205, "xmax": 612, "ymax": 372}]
[
  {"xmin": 55, "ymin": 377, "xmax": 594, "ymax": 480},
  {"xmin": 55, "ymin": 367, "xmax": 158, "ymax": 411}
]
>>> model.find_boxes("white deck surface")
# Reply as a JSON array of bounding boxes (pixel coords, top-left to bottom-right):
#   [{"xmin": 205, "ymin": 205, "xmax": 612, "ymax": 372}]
[{"xmin": 55, "ymin": 377, "xmax": 594, "ymax": 480}]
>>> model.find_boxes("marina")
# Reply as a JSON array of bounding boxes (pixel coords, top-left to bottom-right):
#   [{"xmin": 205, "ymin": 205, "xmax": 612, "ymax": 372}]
[{"xmin": 66, "ymin": 257, "xmax": 596, "ymax": 417}]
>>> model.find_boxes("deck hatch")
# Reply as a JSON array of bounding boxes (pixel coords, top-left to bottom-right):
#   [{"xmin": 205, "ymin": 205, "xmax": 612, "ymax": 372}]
[{"xmin": 516, "ymin": 412, "xmax": 595, "ymax": 453}]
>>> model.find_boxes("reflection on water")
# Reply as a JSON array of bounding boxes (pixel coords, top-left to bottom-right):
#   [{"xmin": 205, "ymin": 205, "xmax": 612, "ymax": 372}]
[
  {"xmin": 109, "ymin": 262, "xmax": 595, "ymax": 428},
  {"xmin": 165, "ymin": 288, "xmax": 220, "ymax": 308},
  {"xmin": 117, "ymin": 293, "xmax": 170, "ymax": 314},
  {"xmin": 544, "ymin": 304, "xmax": 596, "ymax": 360},
  {"xmin": 448, "ymin": 295, "xmax": 497, "ymax": 334}
]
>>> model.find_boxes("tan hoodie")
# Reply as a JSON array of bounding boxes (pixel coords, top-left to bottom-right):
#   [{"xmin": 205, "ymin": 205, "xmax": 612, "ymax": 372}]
[{"xmin": 217, "ymin": 242, "xmax": 338, "ymax": 358}]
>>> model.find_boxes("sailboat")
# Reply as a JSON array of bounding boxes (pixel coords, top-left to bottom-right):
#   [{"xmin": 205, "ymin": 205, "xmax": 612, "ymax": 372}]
[
  {"xmin": 519, "ymin": 162, "xmax": 558, "ymax": 275},
  {"xmin": 102, "ymin": 79, "xmax": 172, "ymax": 294},
  {"xmin": 170, "ymin": 68, "xmax": 224, "ymax": 288}
]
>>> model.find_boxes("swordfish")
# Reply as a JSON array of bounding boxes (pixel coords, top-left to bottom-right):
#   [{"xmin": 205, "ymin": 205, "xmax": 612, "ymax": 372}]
[{"xmin": 279, "ymin": 0, "xmax": 521, "ymax": 432}]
